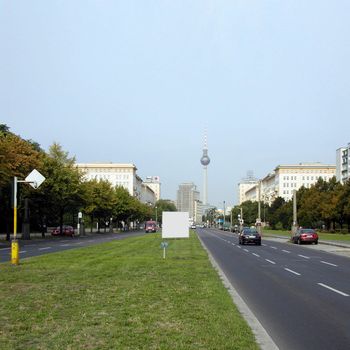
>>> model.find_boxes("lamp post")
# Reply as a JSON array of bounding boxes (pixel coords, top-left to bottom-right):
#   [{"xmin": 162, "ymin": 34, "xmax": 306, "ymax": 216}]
[
  {"xmin": 223, "ymin": 201, "xmax": 226, "ymax": 228},
  {"xmin": 155, "ymin": 206, "xmax": 158, "ymax": 224}
]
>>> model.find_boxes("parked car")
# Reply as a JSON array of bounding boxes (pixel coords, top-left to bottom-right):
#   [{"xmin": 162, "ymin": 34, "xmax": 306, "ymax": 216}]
[
  {"xmin": 291, "ymin": 228, "xmax": 318, "ymax": 244},
  {"xmin": 51, "ymin": 225, "xmax": 74, "ymax": 237},
  {"xmin": 190, "ymin": 224, "xmax": 196, "ymax": 229},
  {"xmin": 239, "ymin": 228, "xmax": 261, "ymax": 245},
  {"xmin": 145, "ymin": 220, "xmax": 157, "ymax": 233}
]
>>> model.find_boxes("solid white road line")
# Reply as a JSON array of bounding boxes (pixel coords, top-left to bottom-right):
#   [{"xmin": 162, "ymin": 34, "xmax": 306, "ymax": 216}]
[
  {"xmin": 321, "ymin": 261, "xmax": 338, "ymax": 267},
  {"xmin": 282, "ymin": 250, "xmax": 291, "ymax": 253},
  {"xmin": 265, "ymin": 259, "xmax": 276, "ymax": 265},
  {"xmin": 317, "ymin": 283, "xmax": 349, "ymax": 297},
  {"xmin": 252, "ymin": 253, "xmax": 260, "ymax": 258},
  {"xmin": 298, "ymin": 254, "xmax": 310, "ymax": 259},
  {"xmin": 284, "ymin": 268, "xmax": 301, "ymax": 276},
  {"xmin": 38, "ymin": 247, "xmax": 51, "ymax": 251}
]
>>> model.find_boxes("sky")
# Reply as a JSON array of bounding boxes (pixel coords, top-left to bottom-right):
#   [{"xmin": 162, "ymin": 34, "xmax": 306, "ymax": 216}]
[{"xmin": 1, "ymin": 1, "xmax": 350, "ymax": 208}]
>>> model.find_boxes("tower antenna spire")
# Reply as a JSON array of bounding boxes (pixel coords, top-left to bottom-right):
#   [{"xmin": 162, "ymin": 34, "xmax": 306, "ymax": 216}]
[{"xmin": 200, "ymin": 129, "xmax": 210, "ymax": 205}]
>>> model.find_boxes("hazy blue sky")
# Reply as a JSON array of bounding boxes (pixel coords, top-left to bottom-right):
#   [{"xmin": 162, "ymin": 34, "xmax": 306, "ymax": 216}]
[{"xmin": 1, "ymin": 1, "xmax": 350, "ymax": 207}]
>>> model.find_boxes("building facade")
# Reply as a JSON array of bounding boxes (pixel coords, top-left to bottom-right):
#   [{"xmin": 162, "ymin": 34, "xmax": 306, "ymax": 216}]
[
  {"xmin": 176, "ymin": 183, "xmax": 200, "ymax": 220},
  {"xmin": 143, "ymin": 176, "xmax": 161, "ymax": 201},
  {"xmin": 242, "ymin": 163, "xmax": 336, "ymax": 204},
  {"xmin": 238, "ymin": 172, "xmax": 258, "ymax": 204},
  {"xmin": 336, "ymin": 144, "xmax": 350, "ymax": 184},
  {"xmin": 76, "ymin": 163, "xmax": 156, "ymax": 204}
]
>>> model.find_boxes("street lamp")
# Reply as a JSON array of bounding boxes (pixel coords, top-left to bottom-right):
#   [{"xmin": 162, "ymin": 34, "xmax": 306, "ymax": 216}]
[
  {"xmin": 155, "ymin": 206, "xmax": 158, "ymax": 224},
  {"xmin": 223, "ymin": 201, "xmax": 226, "ymax": 227}
]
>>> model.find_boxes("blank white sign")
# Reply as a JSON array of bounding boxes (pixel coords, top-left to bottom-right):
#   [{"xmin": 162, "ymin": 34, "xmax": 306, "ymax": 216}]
[{"xmin": 162, "ymin": 212, "xmax": 189, "ymax": 238}]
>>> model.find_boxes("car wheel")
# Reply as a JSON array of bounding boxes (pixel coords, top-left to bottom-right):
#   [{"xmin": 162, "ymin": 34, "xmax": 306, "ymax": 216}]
[
  {"xmin": 298, "ymin": 239, "xmax": 302, "ymax": 245},
  {"xmin": 315, "ymin": 240, "xmax": 318, "ymax": 245}
]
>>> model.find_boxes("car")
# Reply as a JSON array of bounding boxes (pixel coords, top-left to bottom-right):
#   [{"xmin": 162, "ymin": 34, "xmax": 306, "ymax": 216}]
[
  {"xmin": 190, "ymin": 224, "xmax": 196, "ymax": 229},
  {"xmin": 239, "ymin": 228, "xmax": 261, "ymax": 245},
  {"xmin": 51, "ymin": 225, "xmax": 74, "ymax": 237},
  {"xmin": 145, "ymin": 221, "xmax": 157, "ymax": 233},
  {"xmin": 291, "ymin": 228, "xmax": 318, "ymax": 244}
]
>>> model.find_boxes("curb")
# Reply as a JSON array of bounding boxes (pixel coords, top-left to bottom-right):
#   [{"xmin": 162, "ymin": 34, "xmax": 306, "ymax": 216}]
[{"xmin": 197, "ymin": 233, "xmax": 279, "ymax": 350}]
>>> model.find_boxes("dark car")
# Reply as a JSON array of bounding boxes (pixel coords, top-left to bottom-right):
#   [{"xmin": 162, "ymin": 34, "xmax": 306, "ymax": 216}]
[
  {"xmin": 291, "ymin": 228, "xmax": 318, "ymax": 245},
  {"xmin": 51, "ymin": 225, "xmax": 74, "ymax": 237},
  {"xmin": 239, "ymin": 228, "xmax": 261, "ymax": 245}
]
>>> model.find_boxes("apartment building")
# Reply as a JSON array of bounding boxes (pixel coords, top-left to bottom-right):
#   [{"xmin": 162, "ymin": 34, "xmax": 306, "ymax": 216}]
[
  {"xmin": 76, "ymin": 163, "xmax": 156, "ymax": 204},
  {"xmin": 336, "ymin": 143, "xmax": 350, "ymax": 184},
  {"xmin": 143, "ymin": 176, "xmax": 161, "ymax": 201},
  {"xmin": 242, "ymin": 163, "xmax": 336, "ymax": 204},
  {"xmin": 238, "ymin": 172, "xmax": 259, "ymax": 205},
  {"xmin": 176, "ymin": 183, "xmax": 200, "ymax": 220}
]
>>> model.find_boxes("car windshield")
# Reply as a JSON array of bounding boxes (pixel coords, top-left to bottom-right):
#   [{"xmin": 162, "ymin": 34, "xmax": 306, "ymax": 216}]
[
  {"xmin": 243, "ymin": 230, "xmax": 258, "ymax": 235},
  {"xmin": 301, "ymin": 229, "xmax": 315, "ymax": 233}
]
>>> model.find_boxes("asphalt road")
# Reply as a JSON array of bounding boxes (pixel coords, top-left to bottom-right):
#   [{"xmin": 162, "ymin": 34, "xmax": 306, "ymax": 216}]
[
  {"xmin": 197, "ymin": 227, "xmax": 350, "ymax": 350},
  {"xmin": 0, "ymin": 230, "xmax": 145, "ymax": 263}
]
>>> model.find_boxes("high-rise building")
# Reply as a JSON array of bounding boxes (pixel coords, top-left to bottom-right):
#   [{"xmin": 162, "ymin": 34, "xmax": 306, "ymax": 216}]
[
  {"xmin": 238, "ymin": 171, "xmax": 258, "ymax": 204},
  {"xmin": 200, "ymin": 132, "xmax": 210, "ymax": 205},
  {"xmin": 336, "ymin": 143, "xmax": 350, "ymax": 184},
  {"xmin": 176, "ymin": 183, "xmax": 200, "ymax": 220}
]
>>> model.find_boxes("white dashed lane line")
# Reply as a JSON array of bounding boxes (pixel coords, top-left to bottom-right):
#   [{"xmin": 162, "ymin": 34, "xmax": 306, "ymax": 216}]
[
  {"xmin": 38, "ymin": 247, "xmax": 52, "ymax": 251},
  {"xmin": 282, "ymin": 250, "xmax": 291, "ymax": 253},
  {"xmin": 284, "ymin": 268, "xmax": 301, "ymax": 276},
  {"xmin": 265, "ymin": 259, "xmax": 276, "ymax": 265},
  {"xmin": 60, "ymin": 244, "xmax": 71, "ymax": 247},
  {"xmin": 20, "ymin": 251, "xmax": 27, "ymax": 254},
  {"xmin": 270, "ymin": 246, "xmax": 277, "ymax": 250},
  {"xmin": 298, "ymin": 254, "xmax": 310, "ymax": 259},
  {"xmin": 0, "ymin": 247, "xmax": 10, "ymax": 251},
  {"xmin": 244, "ymin": 249, "xmax": 249, "ymax": 252},
  {"xmin": 321, "ymin": 261, "xmax": 338, "ymax": 267},
  {"xmin": 252, "ymin": 253, "xmax": 260, "ymax": 258},
  {"xmin": 318, "ymin": 283, "xmax": 349, "ymax": 297}
]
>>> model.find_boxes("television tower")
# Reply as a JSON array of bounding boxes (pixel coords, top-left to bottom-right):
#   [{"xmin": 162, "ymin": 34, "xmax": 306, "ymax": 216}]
[{"xmin": 200, "ymin": 132, "xmax": 210, "ymax": 205}]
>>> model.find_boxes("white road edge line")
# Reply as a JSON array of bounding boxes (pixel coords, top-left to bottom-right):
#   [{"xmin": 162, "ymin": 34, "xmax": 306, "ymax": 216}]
[
  {"xmin": 321, "ymin": 261, "xmax": 338, "ymax": 267},
  {"xmin": 197, "ymin": 234, "xmax": 279, "ymax": 350},
  {"xmin": 282, "ymin": 250, "xmax": 291, "ymax": 253},
  {"xmin": 265, "ymin": 259, "xmax": 276, "ymax": 265},
  {"xmin": 298, "ymin": 254, "xmax": 310, "ymax": 259},
  {"xmin": 318, "ymin": 283, "xmax": 349, "ymax": 297},
  {"xmin": 284, "ymin": 268, "xmax": 301, "ymax": 276}
]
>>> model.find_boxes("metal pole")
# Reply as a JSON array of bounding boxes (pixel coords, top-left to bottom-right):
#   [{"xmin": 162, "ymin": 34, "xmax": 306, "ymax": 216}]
[
  {"xmin": 12, "ymin": 177, "xmax": 19, "ymax": 265},
  {"xmin": 292, "ymin": 190, "xmax": 298, "ymax": 234},
  {"xmin": 223, "ymin": 201, "xmax": 225, "ymax": 227},
  {"xmin": 257, "ymin": 181, "xmax": 262, "ymax": 234}
]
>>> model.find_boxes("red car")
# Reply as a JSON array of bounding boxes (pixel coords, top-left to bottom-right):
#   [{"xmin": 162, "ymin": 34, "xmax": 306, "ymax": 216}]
[
  {"xmin": 51, "ymin": 225, "xmax": 75, "ymax": 237},
  {"xmin": 145, "ymin": 221, "xmax": 157, "ymax": 233},
  {"xmin": 292, "ymin": 228, "xmax": 318, "ymax": 244}
]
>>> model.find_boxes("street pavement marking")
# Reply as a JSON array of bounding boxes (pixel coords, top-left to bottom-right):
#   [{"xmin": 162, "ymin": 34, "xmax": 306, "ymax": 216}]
[
  {"xmin": 88, "ymin": 240, "xmax": 95, "ymax": 242},
  {"xmin": 20, "ymin": 251, "xmax": 27, "ymax": 254},
  {"xmin": 0, "ymin": 247, "xmax": 10, "ymax": 251},
  {"xmin": 298, "ymin": 254, "xmax": 310, "ymax": 259},
  {"xmin": 282, "ymin": 250, "xmax": 291, "ymax": 253},
  {"xmin": 265, "ymin": 259, "xmax": 276, "ymax": 265},
  {"xmin": 60, "ymin": 244, "xmax": 71, "ymax": 247},
  {"xmin": 39, "ymin": 247, "xmax": 52, "ymax": 251},
  {"xmin": 270, "ymin": 246, "xmax": 277, "ymax": 249},
  {"xmin": 231, "ymin": 243, "xmax": 235, "ymax": 246},
  {"xmin": 318, "ymin": 283, "xmax": 349, "ymax": 297},
  {"xmin": 237, "ymin": 246, "xmax": 241, "ymax": 249},
  {"xmin": 284, "ymin": 268, "xmax": 301, "ymax": 276},
  {"xmin": 262, "ymin": 243, "xmax": 267, "ymax": 246},
  {"xmin": 244, "ymin": 249, "xmax": 249, "ymax": 252},
  {"xmin": 252, "ymin": 253, "xmax": 260, "ymax": 258},
  {"xmin": 321, "ymin": 261, "xmax": 338, "ymax": 267}
]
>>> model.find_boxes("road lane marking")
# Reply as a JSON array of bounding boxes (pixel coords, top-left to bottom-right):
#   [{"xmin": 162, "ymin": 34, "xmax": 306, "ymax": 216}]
[
  {"xmin": 298, "ymin": 254, "xmax": 310, "ymax": 259},
  {"xmin": 88, "ymin": 240, "xmax": 95, "ymax": 242},
  {"xmin": 20, "ymin": 251, "xmax": 27, "ymax": 254},
  {"xmin": 237, "ymin": 246, "xmax": 241, "ymax": 249},
  {"xmin": 252, "ymin": 253, "xmax": 260, "ymax": 258},
  {"xmin": 265, "ymin": 259, "xmax": 276, "ymax": 265},
  {"xmin": 38, "ymin": 247, "xmax": 51, "ymax": 251},
  {"xmin": 262, "ymin": 244, "xmax": 267, "ymax": 246},
  {"xmin": 75, "ymin": 242, "xmax": 83, "ymax": 244},
  {"xmin": 231, "ymin": 243, "xmax": 235, "ymax": 246},
  {"xmin": 282, "ymin": 250, "xmax": 291, "ymax": 253},
  {"xmin": 321, "ymin": 261, "xmax": 338, "ymax": 267},
  {"xmin": 317, "ymin": 283, "xmax": 349, "ymax": 297},
  {"xmin": 0, "ymin": 247, "xmax": 10, "ymax": 251},
  {"xmin": 270, "ymin": 246, "xmax": 277, "ymax": 249},
  {"xmin": 284, "ymin": 268, "xmax": 301, "ymax": 276},
  {"xmin": 244, "ymin": 249, "xmax": 249, "ymax": 252},
  {"xmin": 60, "ymin": 244, "xmax": 71, "ymax": 247}
]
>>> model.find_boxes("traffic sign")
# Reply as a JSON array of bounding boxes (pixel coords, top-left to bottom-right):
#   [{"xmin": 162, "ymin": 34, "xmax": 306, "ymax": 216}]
[{"xmin": 25, "ymin": 169, "xmax": 45, "ymax": 189}]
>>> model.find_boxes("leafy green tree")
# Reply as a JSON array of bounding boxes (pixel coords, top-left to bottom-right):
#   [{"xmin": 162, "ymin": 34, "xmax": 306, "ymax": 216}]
[{"xmin": 154, "ymin": 199, "xmax": 177, "ymax": 224}]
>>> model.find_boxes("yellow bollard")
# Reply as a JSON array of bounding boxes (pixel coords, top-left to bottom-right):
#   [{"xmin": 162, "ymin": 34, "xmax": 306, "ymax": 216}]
[{"xmin": 11, "ymin": 240, "xmax": 19, "ymax": 265}]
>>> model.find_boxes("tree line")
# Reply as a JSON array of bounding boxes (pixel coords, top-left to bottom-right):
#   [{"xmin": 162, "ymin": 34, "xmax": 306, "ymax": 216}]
[
  {"xmin": 0, "ymin": 124, "xmax": 176, "ymax": 239},
  {"xmin": 229, "ymin": 177, "xmax": 350, "ymax": 232}
]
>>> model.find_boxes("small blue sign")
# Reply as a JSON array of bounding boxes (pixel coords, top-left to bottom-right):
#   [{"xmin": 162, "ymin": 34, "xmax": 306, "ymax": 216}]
[{"xmin": 160, "ymin": 242, "xmax": 169, "ymax": 248}]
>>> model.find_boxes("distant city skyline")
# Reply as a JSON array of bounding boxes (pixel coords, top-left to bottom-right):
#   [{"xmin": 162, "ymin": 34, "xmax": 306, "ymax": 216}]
[{"xmin": 1, "ymin": 1, "xmax": 349, "ymax": 206}]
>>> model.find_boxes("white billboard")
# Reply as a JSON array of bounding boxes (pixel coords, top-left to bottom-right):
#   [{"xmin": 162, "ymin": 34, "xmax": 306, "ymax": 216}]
[{"xmin": 162, "ymin": 212, "xmax": 189, "ymax": 238}]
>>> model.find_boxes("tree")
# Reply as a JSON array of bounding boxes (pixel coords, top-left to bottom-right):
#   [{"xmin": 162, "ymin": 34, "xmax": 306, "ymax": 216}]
[{"xmin": 154, "ymin": 199, "xmax": 177, "ymax": 224}]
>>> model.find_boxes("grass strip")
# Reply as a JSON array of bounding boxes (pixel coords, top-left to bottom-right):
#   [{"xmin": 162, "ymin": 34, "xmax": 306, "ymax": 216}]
[{"xmin": 0, "ymin": 232, "xmax": 258, "ymax": 350}]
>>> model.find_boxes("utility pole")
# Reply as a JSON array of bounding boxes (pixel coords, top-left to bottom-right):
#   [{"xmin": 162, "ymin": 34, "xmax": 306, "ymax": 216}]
[
  {"xmin": 223, "ymin": 201, "xmax": 226, "ymax": 227},
  {"xmin": 292, "ymin": 190, "xmax": 298, "ymax": 234},
  {"xmin": 257, "ymin": 180, "xmax": 262, "ymax": 235}
]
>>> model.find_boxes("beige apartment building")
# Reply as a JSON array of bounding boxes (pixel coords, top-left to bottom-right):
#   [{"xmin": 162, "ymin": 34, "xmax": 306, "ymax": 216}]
[
  {"xmin": 76, "ymin": 163, "xmax": 157, "ymax": 204},
  {"xmin": 243, "ymin": 163, "xmax": 336, "ymax": 204}
]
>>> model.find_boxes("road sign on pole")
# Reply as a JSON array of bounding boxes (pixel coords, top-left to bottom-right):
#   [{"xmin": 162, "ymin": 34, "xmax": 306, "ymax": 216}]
[{"xmin": 25, "ymin": 169, "xmax": 46, "ymax": 189}]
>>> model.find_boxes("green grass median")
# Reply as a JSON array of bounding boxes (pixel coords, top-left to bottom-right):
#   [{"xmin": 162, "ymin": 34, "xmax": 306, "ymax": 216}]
[{"xmin": 0, "ymin": 232, "xmax": 258, "ymax": 350}]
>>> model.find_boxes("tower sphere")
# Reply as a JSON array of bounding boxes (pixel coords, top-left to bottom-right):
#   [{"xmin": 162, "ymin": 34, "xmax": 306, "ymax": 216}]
[{"xmin": 200, "ymin": 149, "xmax": 210, "ymax": 166}]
